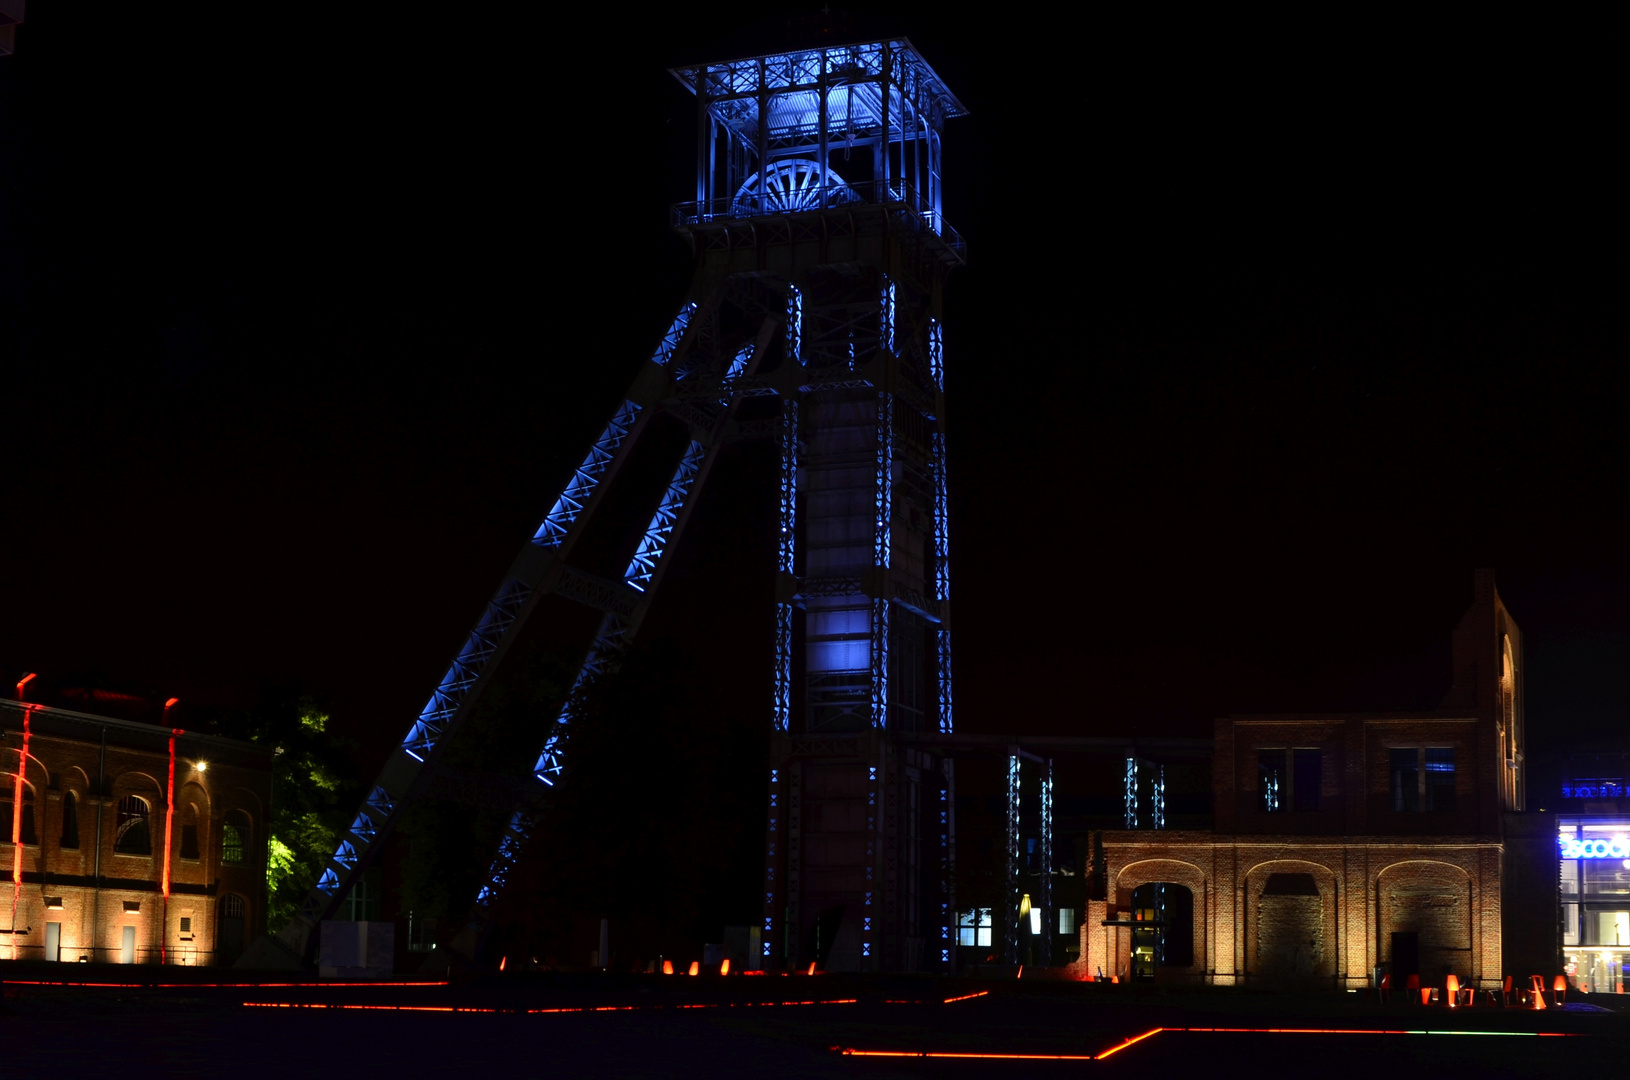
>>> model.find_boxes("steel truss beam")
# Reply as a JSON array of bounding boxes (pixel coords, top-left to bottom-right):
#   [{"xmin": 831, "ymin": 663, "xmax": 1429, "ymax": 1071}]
[{"xmin": 1005, "ymin": 749, "xmax": 1021, "ymax": 967}]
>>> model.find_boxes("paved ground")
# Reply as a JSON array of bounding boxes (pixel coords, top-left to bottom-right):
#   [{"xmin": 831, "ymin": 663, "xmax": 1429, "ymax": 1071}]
[{"xmin": 3, "ymin": 971, "xmax": 1624, "ymax": 1078}]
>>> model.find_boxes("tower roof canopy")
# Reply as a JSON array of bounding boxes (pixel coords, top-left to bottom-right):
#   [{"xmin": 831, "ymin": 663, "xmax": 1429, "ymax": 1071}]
[{"xmin": 669, "ymin": 38, "xmax": 967, "ymax": 140}]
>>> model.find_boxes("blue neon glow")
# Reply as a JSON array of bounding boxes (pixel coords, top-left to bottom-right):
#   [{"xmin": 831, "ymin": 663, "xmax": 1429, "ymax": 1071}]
[
  {"xmin": 1564, "ymin": 783, "xmax": 1626, "ymax": 798},
  {"xmin": 625, "ymin": 440, "xmax": 707, "ymax": 592},
  {"xmin": 1562, "ymin": 836, "xmax": 1630, "ymax": 859},
  {"xmin": 772, "ymin": 602, "xmax": 793, "ymax": 731},
  {"xmin": 1006, "ymin": 753, "xmax": 1022, "ymax": 964},
  {"xmin": 534, "ymin": 400, "xmax": 643, "ymax": 548},
  {"xmin": 1152, "ymin": 764, "xmax": 1165, "ymax": 830},
  {"xmin": 475, "ymin": 809, "xmax": 530, "ymax": 907},
  {"xmin": 1124, "ymin": 757, "xmax": 1138, "ymax": 829},
  {"xmin": 652, "ymin": 302, "xmax": 698, "ymax": 366},
  {"xmin": 316, "ymin": 868, "xmax": 340, "ymax": 893},
  {"xmin": 928, "ymin": 318, "xmax": 944, "ymax": 392}
]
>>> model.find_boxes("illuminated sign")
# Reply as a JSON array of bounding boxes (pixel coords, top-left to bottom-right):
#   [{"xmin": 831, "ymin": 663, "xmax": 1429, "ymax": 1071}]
[
  {"xmin": 1563, "ymin": 784, "xmax": 1626, "ymax": 799},
  {"xmin": 1561, "ymin": 837, "xmax": 1630, "ymax": 859}
]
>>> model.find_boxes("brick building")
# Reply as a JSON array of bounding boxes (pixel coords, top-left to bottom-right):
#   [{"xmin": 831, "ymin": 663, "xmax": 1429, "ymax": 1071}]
[
  {"xmin": 1082, "ymin": 571, "xmax": 1558, "ymax": 990},
  {"xmin": 0, "ymin": 698, "xmax": 272, "ymax": 966}
]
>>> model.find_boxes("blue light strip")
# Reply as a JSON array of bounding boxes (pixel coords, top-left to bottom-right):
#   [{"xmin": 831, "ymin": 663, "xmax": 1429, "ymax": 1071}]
[
  {"xmin": 1005, "ymin": 753, "xmax": 1021, "ymax": 966},
  {"xmin": 1153, "ymin": 764, "xmax": 1166, "ymax": 830},
  {"xmin": 772, "ymin": 603, "xmax": 793, "ymax": 733},
  {"xmin": 625, "ymin": 440, "xmax": 707, "ymax": 592},
  {"xmin": 871, "ymin": 391, "xmax": 893, "ymax": 729},
  {"xmin": 870, "ymin": 598, "xmax": 890, "ymax": 729},
  {"xmin": 402, "ymin": 575, "xmax": 534, "ymax": 760},
  {"xmin": 787, "ymin": 286, "xmax": 803, "ymax": 366},
  {"xmin": 651, "ymin": 302, "xmax": 698, "ymax": 366},
  {"xmin": 473, "ymin": 810, "xmax": 530, "ymax": 908},
  {"xmin": 533, "ymin": 400, "xmax": 643, "ymax": 548},
  {"xmin": 928, "ymin": 318, "xmax": 944, "ymax": 392},
  {"xmin": 933, "ymin": 429, "xmax": 952, "ymax": 734}
]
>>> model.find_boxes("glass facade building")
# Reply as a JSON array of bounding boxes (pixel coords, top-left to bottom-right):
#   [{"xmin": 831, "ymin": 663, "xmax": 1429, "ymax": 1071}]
[{"xmin": 1559, "ymin": 816, "xmax": 1630, "ymax": 993}]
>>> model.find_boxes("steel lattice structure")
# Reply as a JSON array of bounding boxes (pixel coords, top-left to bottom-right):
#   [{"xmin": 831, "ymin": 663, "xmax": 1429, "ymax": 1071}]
[{"xmin": 268, "ymin": 37, "xmax": 966, "ymax": 976}]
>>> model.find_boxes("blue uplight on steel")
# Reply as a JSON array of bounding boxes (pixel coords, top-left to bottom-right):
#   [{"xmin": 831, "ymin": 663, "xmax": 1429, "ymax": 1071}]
[
  {"xmin": 932, "ymin": 431, "xmax": 949, "ymax": 603},
  {"xmin": 1153, "ymin": 764, "xmax": 1166, "ymax": 830},
  {"xmin": 474, "ymin": 810, "xmax": 531, "ymax": 908},
  {"xmin": 786, "ymin": 286, "xmax": 804, "ymax": 366},
  {"xmin": 870, "ymin": 597, "xmax": 890, "ymax": 729},
  {"xmin": 732, "ymin": 160, "xmax": 860, "ymax": 216},
  {"xmin": 402, "ymin": 575, "xmax": 534, "ymax": 760},
  {"xmin": 936, "ymin": 629, "xmax": 953, "ymax": 734},
  {"xmin": 1005, "ymin": 752, "xmax": 1021, "ymax": 966},
  {"xmin": 928, "ymin": 318, "xmax": 944, "ymax": 392},
  {"xmin": 777, "ymin": 399, "xmax": 798, "ymax": 574},
  {"xmin": 533, "ymin": 613, "xmax": 628, "ymax": 785},
  {"xmin": 1039, "ymin": 758, "xmax": 1054, "ymax": 967},
  {"xmin": 874, "ymin": 394, "xmax": 893, "ymax": 568},
  {"xmin": 1124, "ymin": 756, "xmax": 1138, "ymax": 829},
  {"xmin": 316, "ymin": 868, "xmax": 340, "ymax": 893},
  {"xmin": 651, "ymin": 302, "xmax": 698, "ymax": 366},
  {"xmin": 533, "ymin": 400, "xmax": 643, "ymax": 549},
  {"xmin": 625, "ymin": 440, "xmax": 707, "ymax": 592},
  {"xmin": 880, "ymin": 276, "xmax": 896, "ymax": 355}
]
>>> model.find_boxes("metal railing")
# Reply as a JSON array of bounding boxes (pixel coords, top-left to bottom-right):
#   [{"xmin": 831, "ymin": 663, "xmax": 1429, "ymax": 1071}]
[{"xmin": 672, "ymin": 179, "xmax": 965, "ymax": 256}]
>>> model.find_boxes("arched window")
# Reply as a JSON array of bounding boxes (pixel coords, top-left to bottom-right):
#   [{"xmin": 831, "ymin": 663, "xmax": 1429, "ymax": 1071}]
[
  {"xmin": 115, "ymin": 796, "xmax": 151, "ymax": 855},
  {"xmin": 180, "ymin": 803, "xmax": 200, "ymax": 860},
  {"xmin": 61, "ymin": 791, "xmax": 80, "ymax": 849},
  {"xmin": 222, "ymin": 810, "xmax": 249, "ymax": 866},
  {"xmin": 1, "ymin": 787, "xmax": 37, "ymax": 846}
]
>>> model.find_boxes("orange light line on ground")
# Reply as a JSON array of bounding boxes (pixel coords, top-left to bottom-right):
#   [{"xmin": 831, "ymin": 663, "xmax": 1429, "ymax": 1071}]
[
  {"xmin": 9, "ymin": 979, "xmax": 448, "ymax": 989},
  {"xmin": 1095, "ymin": 1027, "xmax": 1165, "ymax": 1059},
  {"xmin": 843, "ymin": 1050, "xmax": 1097, "ymax": 1061},
  {"xmin": 943, "ymin": 990, "xmax": 990, "ymax": 1003}
]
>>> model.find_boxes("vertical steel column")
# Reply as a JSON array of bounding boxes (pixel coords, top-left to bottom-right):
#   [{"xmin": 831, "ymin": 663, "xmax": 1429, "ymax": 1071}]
[
  {"xmin": 772, "ymin": 395, "xmax": 797, "ymax": 733},
  {"xmin": 755, "ymin": 58, "xmax": 769, "ymax": 214},
  {"xmin": 1153, "ymin": 764, "xmax": 1166, "ymax": 830},
  {"xmin": 1123, "ymin": 755, "xmax": 1137, "ymax": 829},
  {"xmin": 1039, "ymin": 757, "xmax": 1054, "ymax": 967},
  {"xmin": 817, "ymin": 50, "xmax": 829, "ymax": 209},
  {"xmin": 870, "ymin": 390, "xmax": 893, "ymax": 729},
  {"xmin": 862, "ymin": 763, "xmax": 878, "ymax": 966},
  {"xmin": 1005, "ymin": 749, "xmax": 1021, "ymax": 967},
  {"xmin": 940, "ymin": 758, "xmax": 956, "ymax": 971},
  {"xmin": 760, "ymin": 767, "xmax": 781, "ymax": 969},
  {"xmin": 879, "ymin": 41, "xmax": 891, "ymax": 193}
]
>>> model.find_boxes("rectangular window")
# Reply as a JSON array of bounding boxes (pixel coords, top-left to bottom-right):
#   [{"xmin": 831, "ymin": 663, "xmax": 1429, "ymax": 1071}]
[
  {"xmin": 957, "ymin": 908, "xmax": 993, "ymax": 948},
  {"xmin": 1058, "ymin": 907, "xmax": 1076, "ymax": 935},
  {"xmin": 123, "ymin": 900, "xmax": 141, "ymax": 913},
  {"xmin": 1292, "ymin": 749, "xmax": 1322, "ymax": 812},
  {"xmin": 44, "ymin": 896, "xmax": 63, "ymax": 909},
  {"xmin": 179, "ymin": 917, "xmax": 192, "ymax": 933},
  {"xmin": 1390, "ymin": 748, "xmax": 1455, "ymax": 812},
  {"xmin": 1258, "ymin": 750, "xmax": 1284, "ymax": 812},
  {"xmin": 180, "ymin": 824, "xmax": 199, "ymax": 860},
  {"xmin": 1424, "ymin": 748, "xmax": 1456, "ymax": 812},
  {"xmin": 1390, "ymin": 748, "xmax": 1420, "ymax": 812}
]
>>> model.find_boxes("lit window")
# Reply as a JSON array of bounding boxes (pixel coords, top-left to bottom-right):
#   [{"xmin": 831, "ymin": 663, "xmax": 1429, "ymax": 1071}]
[
  {"xmin": 1258, "ymin": 750, "xmax": 1283, "ymax": 812},
  {"xmin": 957, "ymin": 908, "xmax": 993, "ymax": 948},
  {"xmin": 115, "ymin": 796, "xmax": 150, "ymax": 855},
  {"xmin": 1058, "ymin": 907, "xmax": 1076, "ymax": 935},
  {"xmin": 1259, "ymin": 749, "xmax": 1322, "ymax": 812}
]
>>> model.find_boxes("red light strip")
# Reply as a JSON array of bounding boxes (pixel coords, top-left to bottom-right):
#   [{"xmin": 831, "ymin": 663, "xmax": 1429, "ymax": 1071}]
[
  {"xmin": 241, "ymin": 998, "xmax": 865, "ymax": 1015},
  {"xmin": 7, "ymin": 979, "xmax": 448, "ymax": 989},
  {"xmin": 10, "ymin": 703, "xmax": 32, "ymax": 944},
  {"xmin": 943, "ymin": 990, "xmax": 990, "ymax": 1003},
  {"xmin": 160, "ymin": 718, "xmax": 179, "ymax": 965}
]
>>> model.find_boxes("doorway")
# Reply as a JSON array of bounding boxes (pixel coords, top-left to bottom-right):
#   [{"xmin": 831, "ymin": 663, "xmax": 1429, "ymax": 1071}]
[{"xmin": 1391, "ymin": 931, "xmax": 1420, "ymax": 984}]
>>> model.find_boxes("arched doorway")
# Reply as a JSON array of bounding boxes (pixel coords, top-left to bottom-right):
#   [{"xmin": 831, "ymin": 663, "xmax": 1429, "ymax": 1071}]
[{"xmin": 1130, "ymin": 882, "xmax": 1195, "ymax": 978}]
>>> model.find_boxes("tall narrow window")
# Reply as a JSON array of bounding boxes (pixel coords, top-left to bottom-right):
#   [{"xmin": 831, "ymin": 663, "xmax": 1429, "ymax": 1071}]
[
  {"xmin": 60, "ymin": 791, "xmax": 79, "ymax": 849},
  {"xmin": 221, "ymin": 810, "xmax": 249, "ymax": 866},
  {"xmin": 115, "ymin": 796, "xmax": 151, "ymax": 855},
  {"xmin": 1292, "ymin": 749, "xmax": 1322, "ymax": 812},
  {"xmin": 1258, "ymin": 750, "xmax": 1284, "ymax": 812},
  {"xmin": 180, "ymin": 813, "xmax": 199, "ymax": 860},
  {"xmin": 1390, "ymin": 749, "xmax": 1420, "ymax": 812},
  {"xmin": 1425, "ymin": 748, "xmax": 1456, "ymax": 812}
]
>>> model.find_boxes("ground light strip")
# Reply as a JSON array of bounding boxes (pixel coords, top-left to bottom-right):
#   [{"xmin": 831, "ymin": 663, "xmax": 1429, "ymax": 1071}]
[
  {"xmin": 242, "ymin": 998, "xmax": 862, "ymax": 1014},
  {"xmin": 844, "ymin": 1026, "xmax": 1582, "ymax": 1062}
]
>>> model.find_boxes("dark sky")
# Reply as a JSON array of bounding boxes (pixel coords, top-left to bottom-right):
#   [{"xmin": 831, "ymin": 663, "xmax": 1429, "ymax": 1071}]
[{"xmin": 1, "ymin": 7, "xmax": 1624, "ymax": 788}]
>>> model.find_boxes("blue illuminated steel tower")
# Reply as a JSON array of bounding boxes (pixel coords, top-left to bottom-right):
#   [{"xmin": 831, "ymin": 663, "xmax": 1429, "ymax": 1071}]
[
  {"xmin": 667, "ymin": 40, "xmax": 967, "ymax": 973},
  {"xmin": 268, "ymin": 38, "xmax": 966, "ymax": 973}
]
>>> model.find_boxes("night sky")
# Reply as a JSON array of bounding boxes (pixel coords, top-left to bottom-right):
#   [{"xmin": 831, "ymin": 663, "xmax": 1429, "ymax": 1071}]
[{"xmin": 2, "ymin": 8, "xmax": 1623, "ymax": 796}]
